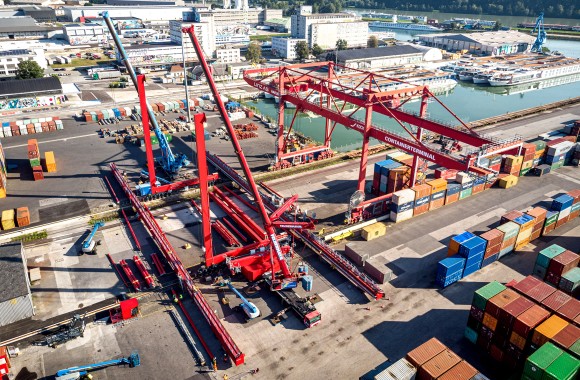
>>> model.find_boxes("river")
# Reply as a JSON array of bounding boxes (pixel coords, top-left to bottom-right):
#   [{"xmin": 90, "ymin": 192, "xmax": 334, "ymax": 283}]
[{"xmin": 353, "ymin": 8, "xmax": 580, "ymax": 27}]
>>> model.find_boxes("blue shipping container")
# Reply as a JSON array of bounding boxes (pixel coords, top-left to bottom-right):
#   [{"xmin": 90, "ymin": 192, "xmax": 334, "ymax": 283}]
[
  {"xmin": 459, "ymin": 236, "xmax": 487, "ymax": 258},
  {"xmin": 390, "ymin": 201, "xmax": 414, "ymax": 213},
  {"xmin": 463, "ymin": 261, "xmax": 481, "ymax": 278},
  {"xmin": 513, "ymin": 214, "xmax": 535, "ymax": 226},
  {"xmin": 436, "ymin": 269, "xmax": 463, "ymax": 288},
  {"xmin": 415, "ymin": 196, "xmax": 430, "ymax": 207},
  {"xmin": 464, "ymin": 252, "xmax": 484, "ymax": 268},
  {"xmin": 431, "ymin": 190, "xmax": 446, "ymax": 201},
  {"xmin": 474, "ymin": 176, "xmax": 486, "ymax": 185},
  {"xmin": 481, "ymin": 254, "xmax": 498, "ymax": 268},
  {"xmin": 552, "ymin": 194, "xmax": 574, "ymax": 211},
  {"xmin": 446, "ymin": 183, "xmax": 461, "ymax": 195},
  {"xmin": 301, "ymin": 275, "xmax": 313, "ymax": 292},
  {"xmin": 437, "ymin": 256, "xmax": 466, "ymax": 275}
]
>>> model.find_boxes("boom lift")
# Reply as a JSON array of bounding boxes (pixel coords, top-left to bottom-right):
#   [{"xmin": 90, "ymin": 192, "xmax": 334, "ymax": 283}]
[
  {"xmin": 225, "ymin": 281, "xmax": 260, "ymax": 320},
  {"xmin": 81, "ymin": 221, "xmax": 104, "ymax": 254},
  {"xmin": 55, "ymin": 352, "xmax": 140, "ymax": 380},
  {"xmin": 182, "ymin": 26, "xmax": 322, "ymax": 326}
]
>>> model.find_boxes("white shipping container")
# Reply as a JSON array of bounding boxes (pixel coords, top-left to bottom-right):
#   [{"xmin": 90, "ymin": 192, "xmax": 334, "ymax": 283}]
[
  {"xmin": 0, "ymin": 129, "xmax": 4, "ymax": 138},
  {"xmin": 15, "ymin": 120, "xmax": 23, "ymax": 126},
  {"xmin": 547, "ymin": 141, "xmax": 574, "ymax": 156},
  {"xmin": 392, "ymin": 189, "xmax": 415, "ymax": 205},
  {"xmin": 124, "ymin": 107, "xmax": 132, "ymax": 116},
  {"xmin": 19, "ymin": 126, "xmax": 27, "ymax": 135},
  {"xmin": 34, "ymin": 124, "xmax": 42, "ymax": 133},
  {"xmin": 375, "ymin": 358, "xmax": 417, "ymax": 380},
  {"xmin": 455, "ymin": 171, "xmax": 472, "ymax": 184},
  {"xmin": 46, "ymin": 116, "xmax": 53, "ymax": 122},
  {"xmin": 558, "ymin": 207, "xmax": 571, "ymax": 220},
  {"xmin": 39, "ymin": 117, "xmax": 46, "ymax": 123},
  {"xmin": 3, "ymin": 127, "xmax": 12, "ymax": 137},
  {"xmin": 390, "ymin": 209, "xmax": 413, "ymax": 223}
]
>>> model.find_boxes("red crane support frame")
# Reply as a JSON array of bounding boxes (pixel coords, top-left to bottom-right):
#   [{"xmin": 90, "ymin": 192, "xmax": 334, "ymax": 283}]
[{"xmin": 243, "ymin": 62, "xmax": 523, "ymax": 191}]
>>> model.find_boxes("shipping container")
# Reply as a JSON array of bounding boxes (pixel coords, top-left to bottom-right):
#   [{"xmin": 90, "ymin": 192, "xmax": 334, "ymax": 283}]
[
  {"xmin": 523, "ymin": 342, "xmax": 563, "ymax": 380},
  {"xmin": 436, "ymin": 256, "xmax": 465, "ymax": 288},
  {"xmin": 344, "ymin": 242, "xmax": 369, "ymax": 266},
  {"xmin": 374, "ymin": 358, "xmax": 416, "ymax": 380},
  {"xmin": 499, "ymin": 175, "xmax": 518, "ymax": 188},
  {"xmin": 544, "ymin": 351, "xmax": 579, "ymax": 380},
  {"xmin": 485, "ymin": 288, "xmax": 519, "ymax": 318},
  {"xmin": 557, "ymin": 298, "xmax": 580, "ymax": 323},
  {"xmin": 361, "ymin": 222, "xmax": 387, "ymax": 241},
  {"xmin": 364, "ymin": 255, "xmax": 392, "ymax": 284},
  {"xmin": 448, "ymin": 231, "xmax": 475, "ymax": 256},
  {"xmin": 559, "ymin": 267, "xmax": 580, "ymax": 296},
  {"xmin": 542, "ymin": 290, "xmax": 572, "ymax": 313},
  {"xmin": 405, "ymin": 338, "xmax": 446, "ymax": 368},
  {"xmin": 552, "ymin": 323, "xmax": 580, "ymax": 350},
  {"xmin": 497, "ymin": 296, "xmax": 534, "ymax": 335},
  {"xmin": 512, "ymin": 304, "xmax": 550, "ymax": 338},
  {"xmin": 44, "ymin": 151, "xmax": 56, "ymax": 173},
  {"xmin": 1, "ymin": 209, "xmax": 15, "ymax": 230},
  {"xmin": 418, "ymin": 349, "xmax": 460, "ymax": 380},
  {"xmin": 532, "ymin": 315, "xmax": 568, "ymax": 347},
  {"xmin": 16, "ymin": 207, "xmax": 30, "ymax": 227}
]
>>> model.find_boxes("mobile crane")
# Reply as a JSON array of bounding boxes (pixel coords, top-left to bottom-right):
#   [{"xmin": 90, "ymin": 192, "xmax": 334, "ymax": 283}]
[
  {"xmin": 81, "ymin": 221, "xmax": 104, "ymax": 254},
  {"xmin": 101, "ymin": 12, "xmax": 189, "ymax": 180},
  {"xmin": 55, "ymin": 352, "xmax": 140, "ymax": 380},
  {"xmin": 226, "ymin": 281, "xmax": 260, "ymax": 320}
]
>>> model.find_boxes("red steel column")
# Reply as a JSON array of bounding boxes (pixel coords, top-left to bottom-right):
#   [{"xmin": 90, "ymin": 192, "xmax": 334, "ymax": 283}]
[
  {"xmin": 324, "ymin": 62, "xmax": 334, "ymax": 148},
  {"xmin": 357, "ymin": 104, "xmax": 373, "ymax": 192},
  {"xmin": 410, "ymin": 90, "xmax": 430, "ymax": 187},
  {"xmin": 137, "ymin": 75, "xmax": 157, "ymax": 193},
  {"xmin": 276, "ymin": 70, "xmax": 285, "ymax": 162},
  {"xmin": 194, "ymin": 113, "xmax": 213, "ymax": 266}
]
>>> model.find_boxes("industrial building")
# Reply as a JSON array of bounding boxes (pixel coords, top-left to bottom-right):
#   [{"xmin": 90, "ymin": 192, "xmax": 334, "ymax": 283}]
[
  {"xmin": 63, "ymin": 23, "xmax": 108, "ymax": 46},
  {"xmin": 272, "ymin": 37, "xmax": 306, "ymax": 60},
  {"xmin": 169, "ymin": 20, "xmax": 216, "ymax": 59},
  {"xmin": 107, "ymin": 0, "xmax": 185, "ymax": 5},
  {"xmin": 330, "ymin": 45, "xmax": 430, "ymax": 70},
  {"xmin": 0, "ymin": 16, "xmax": 60, "ymax": 40},
  {"xmin": 188, "ymin": 6, "xmax": 282, "ymax": 28},
  {"xmin": 290, "ymin": 6, "xmax": 368, "ymax": 49},
  {"xmin": 61, "ymin": 5, "xmax": 193, "ymax": 22},
  {"xmin": 0, "ymin": 76, "xmax": 62, "ymax": 99},
  {"xmin": 264, "ymin": 18, "xmax": 290, "ymax": 32},
  {"xmin": 216, "ymin": 47, "xmax": 241, "ymax": 63},
  {"xmin": 0, "ymin": 243, "xmax": 34, "ymax": 328},
  {"xmin": 417, "ymin": 30, "xmax": 537, "ymax": 56},
  {"xmin": 0, "ymin": 6, "xmax": 57, "ymax": 22},
  {"xmin": 0, "ymin": 48, "xmax": 47, "ymax": 79}
]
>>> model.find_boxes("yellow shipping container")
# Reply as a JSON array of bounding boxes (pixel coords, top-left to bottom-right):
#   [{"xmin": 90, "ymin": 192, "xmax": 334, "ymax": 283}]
[
  {"xmin": 0, "ymin": 188, "xmax": 5, "ymax": 199},
  {"xmin": 361, "ymin": 222, "xmax": 387, "ymax": 241},
  {"xmin": 505, "ymin": 155, "xmax": 524, "ymax": 166},
  {"xmin": 534, "ymin": 149, "xmax": 545, "ymax": 159},
  {"xmin": 531, "ymin": 315, "xmax": 568, "ymax": 347},
  {"xmin": 1, "ymin": 209, "xmax": 15, "ymax": 230},
  {"xmin": 482, "ymin": 313, "xmax": 498, "ymax": 331},
  {"xmin": 522, "ymin": 160, "xmax": 533, "ymax": 170},
  {"xmin": 499, "ymin": 175, "xmax": 518, "ymax": 189},
  {"xmin": 45, "ymin": 151, "xmax": 57, "ymax": 172},
  {"xmin": 509, "ymin": 331, "xmax": 526, "ymax": 351},
  {"xmin": 427, "ymin": 178, "xmax": 447, "ymax": 193}
]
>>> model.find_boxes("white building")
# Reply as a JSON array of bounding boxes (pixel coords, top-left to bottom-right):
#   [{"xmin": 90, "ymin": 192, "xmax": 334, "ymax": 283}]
[
  {"xmin": 228, "ymin": 61, "xmax": 252, "ymax": 79},
  {"xmin": 333, "ymin": 45, "xmax": 425, "ymax": 70},
  {"xmin": 272, "ymin": 37, "xmax": 306, "ymax": 60},
  {"xmin": 119, "ymin": 43, "xmax": 186, "ymax": 69},
  {"xmin": 62, "ymin": 5, "xmax": 193, "ymax": 22},
  {"xmin": 291, "ymin": 6, "xmax": 368, "ymax": 48},
  {"xmin": 63, "ymin": 23, "xmax": 108, "ymax": 46},
  {"xmin": 216, "ymin": 47, "xmax": 241, "ymax": 63},
  {"xmin": 169, "ymin": 20, "xmax": 216, "ymax": 59},
  {"xmin": 417, "ymin": 31, "xmax": 536, "ymax": 56},
  {"xmin": 0, "ymin": 48, "xmax": 46, "ymax": 79}
]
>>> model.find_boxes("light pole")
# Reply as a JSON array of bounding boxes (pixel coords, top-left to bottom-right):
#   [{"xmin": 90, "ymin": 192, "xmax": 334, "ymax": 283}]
[{"xmin": 181, "ymin": 37, "xmax": 192, "ymax": 124}]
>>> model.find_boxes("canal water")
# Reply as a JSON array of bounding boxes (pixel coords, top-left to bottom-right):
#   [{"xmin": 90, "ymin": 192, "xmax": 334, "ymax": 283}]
[{"xmin": 251, "ymin": 66, "xmax": 580, "ymax": 151}]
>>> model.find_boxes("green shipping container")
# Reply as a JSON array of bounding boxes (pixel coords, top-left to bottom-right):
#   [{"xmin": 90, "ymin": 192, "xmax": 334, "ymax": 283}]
[
  {"xmin": 544, "ymin": 352, "xmax": 580, "ymax": 380},
  {"xmin": 572, "ymin": 203, "xmax": 580, "ymax": 212},
  {"xmin": 560, "ymin": 267, "xmax": 580, "ymax": 294},
  {"xmin": 459, "ymin": 188, "xmax": 472, "ymax": 200},
  {"xmin": 29, "ymin": 158, "xmax": 40, "ymax": 167},
  {"xmin": 464, "ymin": 326, "xmax": 478, "ymax": 344},
  {"xmin": 537, "ymin": 244, "xmax": 567, "ymax": 268},
  {"xmin": 545, "ymin": 212, "xmax": 559, "ymax": 226},
  {"xmin": 523, "ymin": 343, "xmax": 563, "ymax": 380},
  {"xmin": 497, "ymin": 221, "xmax": 520, "ymax": 240},
  {"xmin": 531, "ymin": 139, "xmax": 547, "ymax": 151},
  {"xmin": 551, "ymin": 161, "xmax": 565, "ymax": 170},
  {"xmin": 570, "ymin": 339, "xmax": 580, "ymax": 358},
  {"xmin": 520, "ymin": 167, "xmax": 531, "ymax": 176},
  {"xmin": 472, "ymin": 281, "xmax": 506, "ymax": 311}
]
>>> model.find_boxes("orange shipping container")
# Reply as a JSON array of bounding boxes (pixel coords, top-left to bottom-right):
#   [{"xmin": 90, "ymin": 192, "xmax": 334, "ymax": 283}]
[
  {"xmin": 16, "ymin": 207, "xmax": 30, "ymax": 227},
  {"xmin": 405, "ymin": 338, "xmax": 446, "ymax": 368},
  {"xmin": 437, "ymin": 360, "xmax": 478, "ymax": 380},
  {"xmin": 45, "ymin": 151, "xmax": 56, "ymax": 172},
  {"xmin": 531, "ymin": 315, "xmax": 568, "ymax": 347},
  {"xmin": 418, "ymin": 349, "xmax": 461, "ymax": 380}
]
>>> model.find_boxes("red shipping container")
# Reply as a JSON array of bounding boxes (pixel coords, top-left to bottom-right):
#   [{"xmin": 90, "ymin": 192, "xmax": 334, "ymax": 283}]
[
  {"xmin": 471, "ymin": 184, "xmax": 485, "ymax": 194},
  {"xmin": 544, "ymin": 222, "xmax": 557, "ymax": 235},
  {"xmin": 33, "ymin": 170, "xmax": 44, "ymax": 181},
  {"xmin": 438, "ymin": 360, "xmax": 478, "ymax": 380},
  {"xmin": 480, "ymin": 229, "xmax": 504, "ymax": 247},
  {"xmin": 512, "ymin": 275, "xmax": 543, "ymax": 294},
  {"xmin": 556, "ymin": 298, "xmax": 580, "ymax": 322},
  {"xmin": 524, "ymin": 281, "xmax": 557, "ymax": 303},
  {"xmin": 445, "ymin": 193, "xmax": 459, "ymax": 205},
  {"xmin": 500, "ymin": 236, "xmax": 517, "ymax": 250},
  {"xmin": 26, "ymin": 124, "xmax": 35, "ymax": 134},
  {"xmin": 470, "ymin": 305, "xmax": 484, "ymax": 322},
  {"xmin": 568, "ymin": 189, "xmax": 580, "ymax": 203},
  {"xmin": 489, "ymin": 344, "xmax": 505, "ymax": 362},
  {"xmin": 526, "ymin": 206, "xmax": 548, "ymax": 223},
  {"xmin": 545, "ymin": 272, "xmax": 562, "ymax": 287},
  {"xmin": 548, "ymin": 250, "xmax": 580, "ymax": 277},
  {"xmin": 429, "ymin": 197, "xmax": 445, "ymax": 210},
  {"xmin": 486, "ymin": 289, "xmax": 520, "ymax": 318},
  {"xmin": 501, "ymin": 210, "xmax": 524, "ymax": 224},
  {"xmin": 512, "ymin": 304, "xmax": 550, "ymax": 337},
  {"xmin": 504, "ymin": 343, "xmax": 524, "ymax": 369},
  {"xmin": 477, "ymin": 327, "xmax": 493, "ymax": 350},
  {"xmin": 412, "ymin": 183, "xmax": 431, "ymax": 199},
  {"xmin": 405, "ymin": 338, "xmax": 446, "ymax": 368},
  {"xmin": 541, "ymin": 290, "xmax": 572, "ymax": 313},
  {"xmin": 530, "ymin": 229, "xmax": 542, "ymax": 241},
  {"xmin": 434, "ymin": 168, "xmax": 457, "ymax": 180},
  {"xmin": 551, "ymin": 323, "xmax": 580, "ymax": 349},
  {"xmin": 497, "ymin": 296, "xmax": 535, "ymax": 333},
  {"xmin": 570, "ymin": 210, "xmax": 580, "ymax": 220},
  {"xmin": 418, "ymin": 349, "xmax": 461, "ymax": 380},
  {"xmin": 484, "ymin": 244, "xmax": 501, "ymax": 259},
  {"xmin": 414, "ymin": 204, "xmax": 430, "ymax": 216}
]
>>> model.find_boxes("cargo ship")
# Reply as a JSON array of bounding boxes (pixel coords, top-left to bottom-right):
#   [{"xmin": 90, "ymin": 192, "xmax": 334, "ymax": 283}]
[
  {"xmin": 369, "ymin": 22, "xmax": 442, "ymax": 32},
  {"xmin": 489, "ymin": 59, "xmax": 580, "ymax": 86}
]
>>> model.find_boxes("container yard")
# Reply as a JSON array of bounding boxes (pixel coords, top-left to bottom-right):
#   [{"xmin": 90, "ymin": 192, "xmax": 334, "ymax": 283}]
[{"xmin": 0, "ymin": 16, "xmax": 578, "ymax": 380}]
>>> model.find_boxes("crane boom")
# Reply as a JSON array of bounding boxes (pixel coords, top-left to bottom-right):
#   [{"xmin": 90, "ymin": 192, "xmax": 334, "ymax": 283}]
[
  {"xmin": 226, "ymin": 282, "xmax": 260, "ymax": 319},
  {"xmin": 56, "ymin": 352, "xmax": 140, "ymax": 379},
  {"xmin": 101, "ymin": 11, "xmax": 188, "ymax": 175},
  {"xmin": 82, "ymin": 221, "xmax": 104, "ymax": 253},
  {"xmin": 531, "ymin": 12, "xmax": 547, "ymax": 53}
]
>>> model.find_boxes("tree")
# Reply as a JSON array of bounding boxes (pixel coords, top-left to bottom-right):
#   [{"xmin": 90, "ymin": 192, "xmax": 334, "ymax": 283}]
[
  {"xmin": 294, "ymin": 41, "xmax": 310, "ymax": 61},
  {"xmin": 367, "ymin": 35, "xmax": 379, "ymax": 48},
  {"xmin": 412, "ymin": 17, "xmax": 420, "ymax": 23},
  {"xmin": 336, "ymin": 39, "xmax": 347, "ymax": 51},
  {"xmin": 493, "ymin": 21, "xmax": 502, "ymax": 31},
  {"xmin": 16, "ymin": 60, "xmax": 44, "ymax": 79},
  {"xmin": 245, "ymin": 42, "xmax": 262, "ymax": 65},
  {"xmin": 312, "ymin": 44, "xmax": 324, "ymax": 57}
]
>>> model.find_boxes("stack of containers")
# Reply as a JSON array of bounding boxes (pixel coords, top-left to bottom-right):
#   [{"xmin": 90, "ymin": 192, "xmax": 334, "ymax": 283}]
[
  {"xmin": 525, "ymin": 206, "xmax": 547, "ymax": 241},
  {"xmin": 520, "ymin": 143, "xmax": 537, "ymax": 176},
  {"xmin": 482, "ymin": 288, "xmax": 521, "ymax": 364},
  {"xmin": 455, "ymin": 172, "xmax": 473, "ymax": 200},
  {"xmin": 512, "ymin": 214, "xmax": 535, "ymax": 251},
  {"xmin": 552, "ymin": 194, "xmax": 574, "ymax": 229},
  {"xmin": 405, "ymin": 338, "xmax": 462, "ymax": 379},
  {"xmin": 435, "ymin": 256, "xmax": 465, "ymax": 288},
  {"xmin": 546, "ymin": 140, "xmax": 575, "ymax": 170},
  {"xmin": 459, "ymin": 236, "xmax": 487, "ymax": 278},
  {"xmin": 373, "ymin": 358, "xmax": 416, "ymax": 380},
  {"xmin": 531, "ymin": 315, "xmax": 569, "ymax": 349},
  {"xmin": 502, "ymin": 155, "xmax": 523, "ymax": 176},
  {"xmin": 465, "ymin": 281, "xmax": 506, "ymax": 344},
  {"xmin": 487, "ymin": 155, "xmax": 502, "ymax": 172},
  {"xmin": 559, "ymin": 267, "xmax": 580, "ymax": 297},
  {"xmin": 531, "ymin": 139, "xmax": 547, "ymax": 163},
  {"xmin": 545, "ymin": 249, "xmax": 580, "ymax": 288},
  {"xmin": 372, "ymin": 159, "xmax": 401, "ymax": 195},
  {"xmin": 543, "ymin": 210, "xmax": 560, "ymax": 235},
  {"xmin": 533, "ymin": 244, "xmax": 567, "ymax": 280},
  {"xmin": 45, "ymin": 151, "xmax": 56, "ymax": 173},
  {"xmin": 411, "ymin": 183, "xmax": 431, "ymax": 216},
  {"xmin": 447, "ymin": 231, "xmax": 475, "ymax": 256},
  {"xmin": 444, "ymin": 182, "xmax": 461, "ymax": 205},
  {"xmin": 389, "ymin": 189, "xmax": 415, "ymax": 223},
  {"xmin": 387, "ymin": 166, "xmax": 411, "ymax": 194},
  {"xmin": 434, "ymin": 168, "xmax": 457, "ymax": 180},
  {"xmin": 569, "ymin": 189, "xmax": 580, "ymax": 220},
  {"xmin": 426, "ymin": 179, "xmax": 447, "ymax": 210},
  {"xmin": 27, "ymin": 139, "xmax": 43, "ymax": 181},
  {"xmin": 524, "ymin": 342, "xmax": 580, "ymax": 380},
  {"xmin": 496, "ymin": 222, "xmax": 520, "ymax": 258},
  {"xmin": 471, "ymin": 176, "xmax": 486, "ymax": 194},
  {"xmin": 479, "ymin": 229, "xmax": 504, "ymax": 268}
]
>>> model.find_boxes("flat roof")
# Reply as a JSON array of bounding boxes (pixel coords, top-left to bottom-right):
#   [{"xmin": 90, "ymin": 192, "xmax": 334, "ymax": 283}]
[
  {"xmin": 0, "ymin": 77, "xmax": 62, "ymax": 98},
  {"xmin": 123, "ymin": 42, "xmax": 180, "ymax": 50},
  {"xmin": 418, "ymin": 31, "xmax": 536, "ymax": 46},
  {"xmin": 0, "ymin": 243, "xmax": 28, "ymax": 303},
  {"xmin": 336, "ymin": 45, "xmax": 422, "ymax": 61}
]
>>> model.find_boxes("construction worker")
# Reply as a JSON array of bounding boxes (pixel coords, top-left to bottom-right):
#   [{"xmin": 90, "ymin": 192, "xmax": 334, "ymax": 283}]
[
  {"xmin": 173, "ymin": 295, "xmax": 179, "ymax": 304},
  {"xmin": 212, "ymin": 358, "xmax": 217, "ymax": 371},
  {"xmin": 223, "ymin": 375, "xmax": 228, "ymax": 380}
]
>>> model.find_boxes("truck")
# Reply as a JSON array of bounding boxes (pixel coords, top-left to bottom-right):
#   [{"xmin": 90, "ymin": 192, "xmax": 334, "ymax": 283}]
[
  {"xmin": 93, "ymin": 70, "xmax": 122, "ymax": 80},
  {"xmin": 276, "ymin": 287, "xmax": 321, "ymax": 328}
]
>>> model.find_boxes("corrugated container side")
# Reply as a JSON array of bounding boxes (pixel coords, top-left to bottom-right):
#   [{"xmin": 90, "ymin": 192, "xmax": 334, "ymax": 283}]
[
  {"xmin": 531, "ymin": 315, "xmax": 569, "ymax": 347},
  {"xmin": 419, "ymin": 349, "xmax": 461, "ymax": 380},
  {"xmin": 405, "ymin": 338, "xmax": 446, "ymax": 368},
  {"xmin": 374, "ymin": 358, "xmax": 417, "ymax": 380}
]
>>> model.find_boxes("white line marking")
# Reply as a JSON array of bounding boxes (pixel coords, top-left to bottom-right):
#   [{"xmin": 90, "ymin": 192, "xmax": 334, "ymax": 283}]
[{"xmin": 3, "ymin": 133, "xmax": 96, "ymax": 149}]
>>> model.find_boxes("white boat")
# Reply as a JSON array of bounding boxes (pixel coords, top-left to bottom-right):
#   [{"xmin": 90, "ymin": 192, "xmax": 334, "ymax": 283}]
[
  {"xmin": 472, "ymin": 71, "xmax": 495, "ymax": 84},
  {"xmin": 369, "ymin": 22, "xmax": 442, "ymax": 31},
  {"xmin": 488, "ymin": 69, "xmax": 542, "ymax": 86},
  {"xmin": 458, "ymin": 68, "xmax": 479, "ymax": 81}
]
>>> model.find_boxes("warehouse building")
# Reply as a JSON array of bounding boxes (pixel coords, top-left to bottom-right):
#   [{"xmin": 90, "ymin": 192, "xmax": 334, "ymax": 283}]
[
  {"xmin": 62, "ymin": 5, "xmax": 193, "ymax": 22},
  {"xmin": 331, "ymin": 45, "xmax": 430, "ymax": 70},
  {"xmin": 0, "ymin": 77, "xmax": 62, "ymax": 98},
  {"xmin": 63, "ymin": 23, "xmax": 108, "ymax": 46},
  {"xmin": 0, "ymin": 243, "xmax": 34, "ymax": 327},
  {"xmin": 0, "ymin": 16, "xmax": 60, "ymax": 40},
  {"xmin": 0, "ymin": 48, "xmax": 47, "ymax": 80},
  {"xmin": 417, "ymin": 30, "xmax": 536, "ymax": 56}
]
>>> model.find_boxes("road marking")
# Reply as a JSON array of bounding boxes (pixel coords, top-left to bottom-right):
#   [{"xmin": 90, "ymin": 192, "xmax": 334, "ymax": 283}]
[{"xmin": 3, "ymin": 133, "xmax": 96, "ymax": 149}]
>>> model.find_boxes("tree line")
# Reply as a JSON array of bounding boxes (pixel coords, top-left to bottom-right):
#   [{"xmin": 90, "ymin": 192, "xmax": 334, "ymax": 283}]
[{"xmin": 252, "ymin": 0, "xmax": 580, "ymax": 19}]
